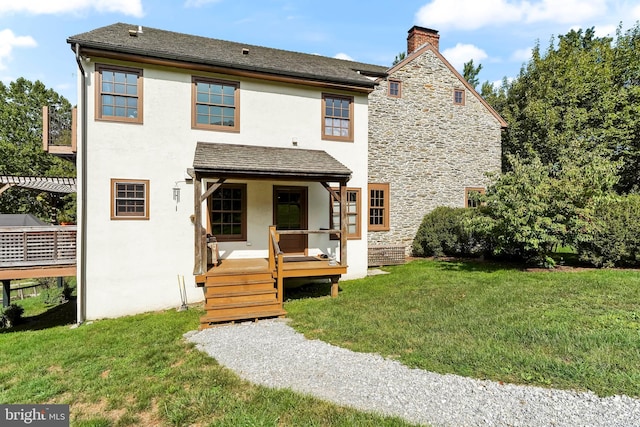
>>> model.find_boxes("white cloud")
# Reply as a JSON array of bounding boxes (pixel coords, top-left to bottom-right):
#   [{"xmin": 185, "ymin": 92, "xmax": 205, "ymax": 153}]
[
  {"xmin": 511, "ymin": 47, "xmax": 532, "ymax": 62},
  {"xmin": 0, "ymin": 29, "xmax": 37, "ymax": 70},
  {"xmin": 525, "ymin": 0, "xmax": 607, "ymax": 24},
  {"xmin": 416, "ymin": 0, "xmax": 523, "ymax": 30},
  {"xmin": 593, "ymin": 24, "xmax": 616, "ymax": 37},
  {"xmin": 184, "ymin": 0, "xmax": 222, "ymax": 8},
  {"xmin": 415, "ymin": 0, "xmax": 607, "ymax": 30},
  {"xmin": 334, "ymin": 53, "xmax": 354, "ymax": 61},
  {"xmin": 633, "ymin": 4, "xmax": 640, "ymax": 21},
  {"xmin": 0, "ymin": 0, "xmax": 144, "ymax": 17},
  {"xmin": 441, "ymin": 43, "xmax": 488, "ymax": 70}
]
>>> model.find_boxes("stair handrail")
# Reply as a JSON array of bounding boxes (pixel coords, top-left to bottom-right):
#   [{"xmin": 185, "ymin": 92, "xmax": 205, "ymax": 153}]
[
  {"xmin": 268, "ymin": 225, "xmax": 285, "ymax": 305},
  {"xmin": 268, "ymin": 225, "xmax": 282, "ymax": 272}
]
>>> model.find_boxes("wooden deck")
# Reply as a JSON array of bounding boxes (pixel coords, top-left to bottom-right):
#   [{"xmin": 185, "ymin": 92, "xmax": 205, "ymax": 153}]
[
  {"xmin": 196, "ymin": 256, "xmax": 347, "ymax": 328},
  {"xmin": 1, "ymin": 225, "xmax": 77, "ymax": 307}
]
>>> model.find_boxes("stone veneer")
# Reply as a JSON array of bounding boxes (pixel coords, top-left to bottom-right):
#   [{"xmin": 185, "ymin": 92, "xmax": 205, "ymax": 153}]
[{"xmin": 367, "ymin": 48, "xmax": 503, "ymax": 254}]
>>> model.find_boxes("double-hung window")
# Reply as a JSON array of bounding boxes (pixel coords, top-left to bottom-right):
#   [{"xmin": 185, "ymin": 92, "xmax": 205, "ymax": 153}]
[
  {"xmin": 368, "ymin": 183, "xmax": 390, "ymax": 231},
  {"xmin": 322, "ymin": 94, "xmax": 354, "ymax": 142},
  {"xmin": 193, "ymin": 77, "xmax": 240, "ymax": 131},
  {"xmin": 330, "ymin": 188, "xmax": 361, "ymax": 240},
  {"xmin": 111, "ymin": 179, "xmax": 149, "ymax": 220},
  {"xmin": 96, "ymin": 64, "xmax": 143, "ymax": 123},
  {"xmin": 209, "ymin": 184, "xmax": 246, "ymax": 241}
]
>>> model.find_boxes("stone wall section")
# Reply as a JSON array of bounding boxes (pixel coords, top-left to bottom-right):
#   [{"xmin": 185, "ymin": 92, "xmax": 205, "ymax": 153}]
[{"xmin": 367, "ymin": 49, "xmax": 502, "ymax": 253}]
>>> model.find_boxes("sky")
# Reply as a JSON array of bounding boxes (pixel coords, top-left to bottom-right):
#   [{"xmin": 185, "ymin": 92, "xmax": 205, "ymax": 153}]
[{"xmin": 0, "ymin": 0, "xmax": 639, "ymax": 104}]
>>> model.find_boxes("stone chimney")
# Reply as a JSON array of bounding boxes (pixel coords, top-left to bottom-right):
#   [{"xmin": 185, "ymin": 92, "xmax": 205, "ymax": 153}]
[{"xmin": 407, "ymin": 25, "xmax": 440, "ymax": 53}]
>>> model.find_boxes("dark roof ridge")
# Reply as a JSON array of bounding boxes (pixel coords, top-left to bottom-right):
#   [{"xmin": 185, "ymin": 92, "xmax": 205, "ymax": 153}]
[{"xmin": 68, "ymin": 23, "xmax": 388, "ymax": 89}]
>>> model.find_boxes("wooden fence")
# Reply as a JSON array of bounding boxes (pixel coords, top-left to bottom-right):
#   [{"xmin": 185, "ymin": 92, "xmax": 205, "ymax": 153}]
[{"xmin": 0, "ymin": 226, "xmax": 77, "ymax": 267}]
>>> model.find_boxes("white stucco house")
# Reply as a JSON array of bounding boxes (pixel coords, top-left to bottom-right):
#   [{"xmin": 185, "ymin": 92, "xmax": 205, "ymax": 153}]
[
  {"xmin": 57, "ymin": 23, "xmax": 504, "ymax": 326},
  {"xmin": 65, "ymin": 23, "xmax": 389, "ymax": 326}
]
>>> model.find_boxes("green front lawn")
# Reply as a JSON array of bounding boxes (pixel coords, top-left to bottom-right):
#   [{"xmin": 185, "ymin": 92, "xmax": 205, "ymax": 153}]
[
  {"xmin": 3, "ymin": 258, "xmax": 639, "ymax": 425},
  {"xmin": 0, "ymin": 299, "xmax": 415, "ymax": 426},
  {"xmin": 286, "ymin": 259, "xmax": 640, "ymax": 398}
]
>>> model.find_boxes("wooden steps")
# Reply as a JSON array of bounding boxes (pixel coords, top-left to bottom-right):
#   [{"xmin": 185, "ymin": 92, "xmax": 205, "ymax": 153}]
[{"xmin": 200, "ymin": 271, "xmax": 286, "ymax": 329}]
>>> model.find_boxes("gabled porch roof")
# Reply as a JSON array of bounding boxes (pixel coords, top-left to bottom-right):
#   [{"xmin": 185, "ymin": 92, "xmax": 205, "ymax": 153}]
[{"xmin": 193, "ymin": 142, "xmax": 352, "ymax": 183}]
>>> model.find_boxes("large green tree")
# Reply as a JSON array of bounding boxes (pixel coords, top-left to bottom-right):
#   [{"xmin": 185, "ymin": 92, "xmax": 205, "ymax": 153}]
[
  {"xmin": 0, "ymin": 78, "xmax": 76, "ymax": 221},
  {"xmin": 485, "ymin": 25, "xmax": 640, "ymax": 193}
]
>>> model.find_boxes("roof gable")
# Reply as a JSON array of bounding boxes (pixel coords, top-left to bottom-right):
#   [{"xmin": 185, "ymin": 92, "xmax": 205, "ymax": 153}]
[
  {"xmin": 388, "ymin": 43, "xmax": 507, "ymax": 128},
  {"xmin": 68, "ymin": 23, "xmax": 387, "ymax": 91}
]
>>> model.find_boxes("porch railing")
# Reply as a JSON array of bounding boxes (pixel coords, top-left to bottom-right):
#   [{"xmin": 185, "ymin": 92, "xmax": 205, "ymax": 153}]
[
  {"xmin": 268, "ymin": 226, "xmax": 344, "ymax": 300},
  {"xmin": 0, "ymin": 226, "xmax": 77, "ymax": 268},
  {"xmin": 268, "ymin": 226, "xmax": 284, "ymax": 304}
]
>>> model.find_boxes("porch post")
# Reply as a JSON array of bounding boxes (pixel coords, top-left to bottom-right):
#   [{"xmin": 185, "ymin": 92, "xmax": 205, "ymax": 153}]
[
  {"xmin": 339, "ymin": 182, "xmax": 348, "ymax": 267},
  {"xmin": 2, "ymin": 279, "xmax": 10, "ymax": 308},
  {"xmin": 331, "ymin": 182, "xmax": 347, "ymax": 298},
  {"xmin": 193, "ymin": 174, "xmax": 205, "ymax": 275}
]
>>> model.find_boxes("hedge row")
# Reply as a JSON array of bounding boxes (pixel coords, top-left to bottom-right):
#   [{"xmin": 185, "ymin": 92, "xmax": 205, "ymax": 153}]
[{"xmin": 412, "ymin": 195, "xmax": 640, "ymax": 268}]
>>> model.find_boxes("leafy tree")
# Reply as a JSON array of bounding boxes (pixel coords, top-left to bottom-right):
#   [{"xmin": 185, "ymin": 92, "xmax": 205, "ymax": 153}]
[
  {"xmin": 0, "ymin": 78, "xmax": 76, "ymax": 222},
  {"xmin": 462, "ymin": 59, "xmax": 483, "ymax": 88},
  {"xmin": 487, "ymin": 25, "xmax": 640, "ymax": 192},
  {"xmin": 473, "ymin": 143, "xmax": 619, "ymax": 266}
]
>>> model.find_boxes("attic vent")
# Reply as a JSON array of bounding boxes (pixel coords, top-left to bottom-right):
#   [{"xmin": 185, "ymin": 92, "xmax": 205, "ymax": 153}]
[
  {"xmin": 242, "ymin": 48, "xmax": 249, "ymax": 55},
  {"xmin": 128, "ymin": 29, "xmax": 138, "ymax": 37}
]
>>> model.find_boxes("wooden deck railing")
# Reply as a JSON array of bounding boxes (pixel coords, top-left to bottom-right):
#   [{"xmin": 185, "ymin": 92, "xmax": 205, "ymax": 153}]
[
  {"xmin": 268, "ymin": 226, "xmax": 284, "ymax": 304},
  {"xmin": 268, "ymin": 226, "xmax": 345, "ymax": 300},
  {"xmin": 0, "ymin": 226, "xmax": 77, "ymax": 268}
]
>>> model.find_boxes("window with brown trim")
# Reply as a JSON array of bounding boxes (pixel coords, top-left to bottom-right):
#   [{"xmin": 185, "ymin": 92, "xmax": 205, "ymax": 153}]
[
  {"xmin": 454, "ymin": 88, "xmax": 465, "ymax": 105},
  {"xmin": 330, "ymin": 188, "xmax": 361, "ymax": 240},
  {"xmin": 388, "ymin": 80, "xmax": 402, "ymax": 98},
  {"xmin": 96, "ymin": 64, "xmax": 143, "ymax": 123},
  {"xmin": 209, "ymin": 183, "xmax": 246, "ymax": 241},
  {"xmin": 111, "ymin": 179, "xmax": 149, "ymax": 220},
  {"xmin": 368, "ymin": 183, "xmax": 390, "ymax": 231},
  {"xmin": 322, "ymin": 94, "xmax": 354, "ymax": 142},
  {"xmin": 192, "ymin": 77, "xmax": 240, "ymax": 132},
  {"xmin": 465, "ymin": 187, "xmax": 485, "ymax": 208}
]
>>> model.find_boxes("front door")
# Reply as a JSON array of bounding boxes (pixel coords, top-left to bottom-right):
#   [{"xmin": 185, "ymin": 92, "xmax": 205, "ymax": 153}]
[{"xmin": 273, "ymin": 186, "xmax": 308, "ymax": 254}]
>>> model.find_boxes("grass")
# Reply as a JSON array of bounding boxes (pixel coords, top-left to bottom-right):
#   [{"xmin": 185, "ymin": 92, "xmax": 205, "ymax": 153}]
[
  {"xmin": 285, "ymin": 259, "xmax": 640, "ymax": 398},
  {"xmin": 4, "ymin": 259, "xmax": 640, "ymax": 424},
  {"xmin": 0, "ymin": 293, "xmax": 416, "ymax": 426}
]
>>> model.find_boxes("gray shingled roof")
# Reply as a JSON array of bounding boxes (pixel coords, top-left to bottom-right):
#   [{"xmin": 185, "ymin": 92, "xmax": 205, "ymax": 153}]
[
  {"xmin": 0, "ymin": 214, "xmax": 50, "ymax": 227},
  {"xmin": 193, "ymin": 143, "xmax": 351, "ymax": 182},
  {"xmin": 68, "ymin": 23, "xmax": 388, "ymax": 89}
]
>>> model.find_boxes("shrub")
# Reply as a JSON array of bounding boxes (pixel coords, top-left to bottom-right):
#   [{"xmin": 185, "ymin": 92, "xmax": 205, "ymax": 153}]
[
  {"xmin": 1, "ymin": 303, "xmax": 25, "ymax": 328},
  {"xmin": 412, "ymin": 206, "xmax": 483, "ymax": 257},
  {"xmin": 577, "ymin": 195, "xmax": 640, "ymax": 267}
]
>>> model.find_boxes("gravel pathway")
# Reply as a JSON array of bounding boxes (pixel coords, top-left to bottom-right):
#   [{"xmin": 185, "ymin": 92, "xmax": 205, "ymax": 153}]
[{"xmin": 186, "ymin": 319, "xmax": 640, "ymax": 427}]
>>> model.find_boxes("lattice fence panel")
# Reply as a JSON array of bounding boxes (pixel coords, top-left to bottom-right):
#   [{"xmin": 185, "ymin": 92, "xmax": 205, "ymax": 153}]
[
  {"xmin": 368, "ymin": 245, "xmax": 406, "ymax": 267},
  {"xmin": 25, "ymin": 231, "xmax": 56, "ymax": 262},
  {"xmin": 0, "ymin": 232, "xmax": 25, "ymax": 262},
  {"xmin": 55, "ymin": 230, "xmax": 77, "ymax": 261}
]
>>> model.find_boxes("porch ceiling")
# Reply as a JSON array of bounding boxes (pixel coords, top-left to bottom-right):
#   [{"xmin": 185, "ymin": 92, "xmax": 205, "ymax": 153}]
[{"xmin": 193, "ymin": 142, "xmax": 352, "ymax": 183}]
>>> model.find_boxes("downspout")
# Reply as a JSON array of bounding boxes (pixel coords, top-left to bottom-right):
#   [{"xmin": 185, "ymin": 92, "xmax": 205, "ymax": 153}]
[{"xmin": 74, "ymin": 43, "xmax": 87, "ymax": 324}]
